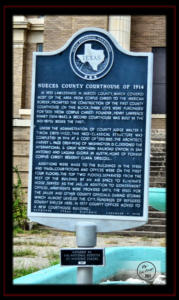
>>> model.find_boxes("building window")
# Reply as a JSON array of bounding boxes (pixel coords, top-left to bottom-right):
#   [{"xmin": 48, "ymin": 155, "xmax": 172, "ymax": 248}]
[
  {"xmin": 36, "ymin": 43, "xmax": 43, "ymax": 52},
  {"xmin": 152, "ymin": 47, "xmax": 166, "ymax": 114}
]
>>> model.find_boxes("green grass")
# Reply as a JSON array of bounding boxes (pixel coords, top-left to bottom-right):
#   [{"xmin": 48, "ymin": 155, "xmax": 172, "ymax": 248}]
[
  {"xmin": 105, "ymin": 240, "xmax": 118, "ymax": 245},
  {"xmin": 25, "ymin": 229, "xmax": 50, "ymax": 235},
  {"xmin": 48, "ymin": 259, "xmax": 60, "ymax": 266},
  {"xmin": 13, "ymin": 267, "xmax": 40, "ymax": 279},
  {"xmin": 13, "ymin": 241, "xmax": 56, "ymax": 247},
  {"xmin": 45, "ymin": 251, "xmax": 60, "ymax": 266},
  {"xmin": 13, "ymin": 249, "xmax": 37, "ymax": 257},
  {"xmin": 58, "ymin": 231, "xmax": 75, "ymax": 236},
  {"xmin": 46, "ymin": 252, "xmax": 59, "ymax": 260},
  {"xmin": 13, "ymin": 227, "xmax": 26, "ymax": 236},
  {"xmin": 13, "ymin": 228, "xmax": 52, "ymax": 236},
  {"xmin": 97, "ymin": 233, "xmax": 124, "ymax": 238},
  {"xmin": 97, "ymin": 233, "xmax": 110, "ymax": 238},
  {"xmin": 140, "ymin": 236, "xmax": 152, "ymax": 241}
]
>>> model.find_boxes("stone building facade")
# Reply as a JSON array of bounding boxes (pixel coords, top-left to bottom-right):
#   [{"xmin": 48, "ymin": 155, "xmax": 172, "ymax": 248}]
[{"xmin": 13, "ymin": 15, "xmax": 166, "ymax": 203}]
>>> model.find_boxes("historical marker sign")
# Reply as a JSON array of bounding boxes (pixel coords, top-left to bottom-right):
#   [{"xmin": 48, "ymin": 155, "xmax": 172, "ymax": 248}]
[
  {"xmin": 28, "ymin": 27, "xmax": 153, "ymax": 232},
  {"xmin": 60, "ymin": 248, "xmax": 105, "ymax": 266}
]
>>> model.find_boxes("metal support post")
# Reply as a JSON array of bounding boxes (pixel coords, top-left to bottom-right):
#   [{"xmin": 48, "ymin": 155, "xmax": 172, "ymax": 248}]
[{"xmin": 75, "ymin": 222, "xmax": 97, "ymax": 284}]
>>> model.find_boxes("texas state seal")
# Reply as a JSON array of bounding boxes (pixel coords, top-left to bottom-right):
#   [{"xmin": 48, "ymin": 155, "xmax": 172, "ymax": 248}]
[{"xmin": 69, "ymin": 34, "xmax": 114, "ymax": 80}]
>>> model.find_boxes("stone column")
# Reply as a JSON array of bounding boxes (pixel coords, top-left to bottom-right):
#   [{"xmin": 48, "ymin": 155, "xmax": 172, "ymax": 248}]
[
  {"xmin": 13, "ymin": 16, "xmax": 29, "ymax": 117},
  {"xmin": 108, "ymin": 16, "xmax": 131, "ymax": 51}
]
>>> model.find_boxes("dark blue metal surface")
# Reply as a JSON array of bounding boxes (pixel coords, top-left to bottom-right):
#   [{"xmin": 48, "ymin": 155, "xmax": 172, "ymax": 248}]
[{"xmin": 31, "ymin": 30, "xmax": 148, "ymax": 217}]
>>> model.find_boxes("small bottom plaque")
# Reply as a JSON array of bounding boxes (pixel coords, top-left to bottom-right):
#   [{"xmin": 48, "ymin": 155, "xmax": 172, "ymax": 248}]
[{"xmin": 60, "ymin": 248, "xmax": 105, "ymax": 267}]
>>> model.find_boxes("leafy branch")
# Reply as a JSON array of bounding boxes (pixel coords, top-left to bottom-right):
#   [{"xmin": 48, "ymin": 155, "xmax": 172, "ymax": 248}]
[{"xmin": 13, "ymin": 166, "xmax": 27, "ymax": 230}]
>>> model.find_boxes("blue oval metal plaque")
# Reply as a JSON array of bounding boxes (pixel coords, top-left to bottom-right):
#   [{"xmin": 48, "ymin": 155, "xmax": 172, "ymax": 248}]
[{"xmin": 28, "ymin": 28, "xmax": 153, "ymax": 232}]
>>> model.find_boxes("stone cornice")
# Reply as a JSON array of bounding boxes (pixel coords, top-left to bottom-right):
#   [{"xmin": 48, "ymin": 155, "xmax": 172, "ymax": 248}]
[
  {"xmin": 13, "ymin": 21, "xmax": 31, "ymax": 30},
  {"xmin": 13, "ymin": 22, "xmax": 44, "ymax": 31},
  {"xmin": 13, "ymin": 16, "xmax": 44, "ymax": 31},
  {"xmin": 30, "ymin": 23, "xmax": 44, "ymax": 31}
]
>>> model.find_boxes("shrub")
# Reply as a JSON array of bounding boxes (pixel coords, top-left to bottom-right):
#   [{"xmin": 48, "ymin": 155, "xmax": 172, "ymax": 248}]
[{"xmin": 13, "ymin": 166, "xmax": 28, "ymax": 230}]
